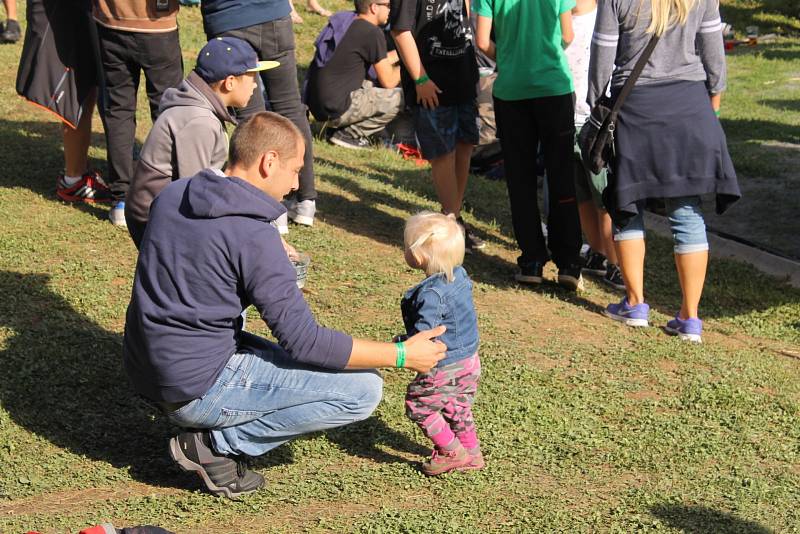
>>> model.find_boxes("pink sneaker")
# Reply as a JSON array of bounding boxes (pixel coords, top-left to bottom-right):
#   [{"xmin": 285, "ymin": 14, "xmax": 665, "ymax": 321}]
[
  {"xmin": 458, "ymin": 450, "xmax": 485, "ymax": 471},
  {"xmin": 421, "ymin": 444, "xmax": 471, "ymax": 476}
]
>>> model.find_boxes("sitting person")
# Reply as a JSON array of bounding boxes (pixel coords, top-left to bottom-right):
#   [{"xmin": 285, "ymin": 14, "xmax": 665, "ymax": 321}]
[
  {"xmin": 124, "ymin": 111, "xmax": 447, "ymax": 499},
  {"xmin": 305, "ymin": 0, "xmax": 402, "ymax": 149},
  {"xmin": 124, "ymin": 37, "xmax": 277, "ymax": 248}
]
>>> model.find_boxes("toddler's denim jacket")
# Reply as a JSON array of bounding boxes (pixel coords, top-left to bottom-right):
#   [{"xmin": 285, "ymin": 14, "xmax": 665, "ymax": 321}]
[{"xmin": 401, "ymin": 265, "xmax": 479, "ymax": 367}]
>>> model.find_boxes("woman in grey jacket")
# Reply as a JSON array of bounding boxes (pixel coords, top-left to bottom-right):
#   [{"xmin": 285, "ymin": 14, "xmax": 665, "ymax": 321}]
[{"xmin": 587, "ymin": 0, "xmax": 740, "ymax": 343}]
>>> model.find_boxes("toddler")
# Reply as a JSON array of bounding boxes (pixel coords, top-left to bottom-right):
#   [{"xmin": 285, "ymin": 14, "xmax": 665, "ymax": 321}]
[{"xmin": 400, "ymin": 212, "xmax": 483, "ymax": 476}]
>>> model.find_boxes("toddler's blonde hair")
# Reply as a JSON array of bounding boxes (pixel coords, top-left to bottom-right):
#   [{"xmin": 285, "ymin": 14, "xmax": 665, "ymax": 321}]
[{"xmin": 404, "ymin": 212, "xmax": 465, "ymax": 282}]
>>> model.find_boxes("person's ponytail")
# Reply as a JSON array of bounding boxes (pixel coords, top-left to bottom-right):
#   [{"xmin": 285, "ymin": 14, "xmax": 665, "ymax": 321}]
[{"xmin": 646, "ymin": 0, "xmax": 702, "ymax": 36}]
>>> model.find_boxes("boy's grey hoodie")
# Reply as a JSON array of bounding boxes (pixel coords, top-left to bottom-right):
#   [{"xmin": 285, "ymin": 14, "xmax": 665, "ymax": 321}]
[{"xmin": 126, "ymin": 71, "xmax": 236, "ymax": 226}]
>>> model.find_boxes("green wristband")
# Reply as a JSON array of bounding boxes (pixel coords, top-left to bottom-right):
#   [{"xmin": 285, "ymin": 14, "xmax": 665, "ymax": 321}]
[
  {"xmin": 415, "ymin": 73, "xmax": 430, "ymax": 86},
  {"xmin": 714, "ymin": 109, "xmax": 721, "ymax": 117},
  {"xmin": 395, "ymin": 342, "xmax": 406, "ymax": 368}
]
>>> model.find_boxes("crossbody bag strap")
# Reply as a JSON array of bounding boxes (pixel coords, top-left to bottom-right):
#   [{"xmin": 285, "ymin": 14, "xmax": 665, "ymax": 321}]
[{"xmin": 610, "ymin": 34, "xmax": 660, "ymax": 115}]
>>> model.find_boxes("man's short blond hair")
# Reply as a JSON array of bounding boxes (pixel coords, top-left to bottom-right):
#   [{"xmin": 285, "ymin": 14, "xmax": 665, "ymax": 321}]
[
  {"xmin": 404, "ymin": 211, "xmax": 465, "ymax": 282},
  {"xmin": 228, "ymin": 111, "xmax": 303, "ymax": 168}
]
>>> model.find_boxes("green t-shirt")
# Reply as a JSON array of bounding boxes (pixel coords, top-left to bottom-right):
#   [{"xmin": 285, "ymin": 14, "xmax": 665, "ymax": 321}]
[{"xmin": 473, "ymin": 0, "xmax": 576, "ymax": 100}]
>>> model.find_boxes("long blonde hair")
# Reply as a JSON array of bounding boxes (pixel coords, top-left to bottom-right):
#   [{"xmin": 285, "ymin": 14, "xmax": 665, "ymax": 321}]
[{"xmin": 647, "ymin": 0, "xmax": 701, "ymax": 35}]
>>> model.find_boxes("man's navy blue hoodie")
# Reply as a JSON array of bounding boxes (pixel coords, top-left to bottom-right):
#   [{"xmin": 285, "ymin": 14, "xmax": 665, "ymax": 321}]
[{"xmin": 123, "ymin": 169, "xmax": 352, "ymax": 403}]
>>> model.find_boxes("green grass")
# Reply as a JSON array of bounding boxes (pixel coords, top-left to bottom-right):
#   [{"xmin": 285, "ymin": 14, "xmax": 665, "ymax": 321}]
[{"xmin": 1, "ymin": 1, "xmax": 799, "ymax": 532}]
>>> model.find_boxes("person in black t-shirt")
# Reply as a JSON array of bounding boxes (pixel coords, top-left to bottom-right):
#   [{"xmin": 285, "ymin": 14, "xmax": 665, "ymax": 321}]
[
  {"xmin": 389, "ymin": 0, "xmax": 484, "ymax": 251},
  {"xmin": 306, "ymin": 0, "xmax": 403, "ymax": 149}
]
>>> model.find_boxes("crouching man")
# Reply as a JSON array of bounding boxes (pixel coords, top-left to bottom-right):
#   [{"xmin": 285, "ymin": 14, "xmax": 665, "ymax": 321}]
[{"xmin": 123, "ymin": 112, "xmax": 446, "ymax": 498}]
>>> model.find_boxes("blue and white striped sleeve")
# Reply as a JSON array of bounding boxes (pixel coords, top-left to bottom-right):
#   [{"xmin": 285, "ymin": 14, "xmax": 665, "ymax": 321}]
[
  {"xmin": 696, "ymin": 0, "xmax": 726, "ymax": 94},
  {"xmin": 587, "ymin": 0, "xmax": 618, "ymax": 107}
]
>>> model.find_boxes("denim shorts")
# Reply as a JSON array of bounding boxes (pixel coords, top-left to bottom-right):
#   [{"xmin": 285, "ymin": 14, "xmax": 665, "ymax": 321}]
[
  {"xmin": 613, "ymin": 196, "xmax": 709, "ymax": 254},
  {"xmin": 413, "ymin": 102, "xmax": 479, "ymax": 161}
]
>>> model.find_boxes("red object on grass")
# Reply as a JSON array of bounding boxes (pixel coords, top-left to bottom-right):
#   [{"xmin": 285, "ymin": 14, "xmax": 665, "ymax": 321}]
[{"xmin": 396, "ymin": 143, "xmax": 428, "ymax": 166}]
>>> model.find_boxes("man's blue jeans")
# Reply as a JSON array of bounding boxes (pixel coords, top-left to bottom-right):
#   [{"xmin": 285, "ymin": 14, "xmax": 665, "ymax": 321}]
[{"xmin": 165, "ymin": 339, "xmax": 383, "ymax": 457}]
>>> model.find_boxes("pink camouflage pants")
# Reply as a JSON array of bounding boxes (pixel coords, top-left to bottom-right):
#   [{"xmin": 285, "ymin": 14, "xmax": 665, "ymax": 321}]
[{"xmin": 405, "ymin": 353, "xmax": 481, "ymax": 449}]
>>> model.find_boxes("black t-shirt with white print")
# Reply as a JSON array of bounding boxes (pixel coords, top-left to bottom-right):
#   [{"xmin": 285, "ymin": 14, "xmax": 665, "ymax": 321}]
[
  {"xmin": 306, "ymin": 19, "xmax": 388, "ymax": 120},
  {"xmin": 389, "ymin": 0, "xmax": 478, "ymax": 107}
]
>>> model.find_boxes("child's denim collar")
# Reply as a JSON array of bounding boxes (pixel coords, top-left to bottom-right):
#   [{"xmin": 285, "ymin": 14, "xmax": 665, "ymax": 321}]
[{"xmin": 403, "ymin": 265, "xmax": 466, "ymax": 299}]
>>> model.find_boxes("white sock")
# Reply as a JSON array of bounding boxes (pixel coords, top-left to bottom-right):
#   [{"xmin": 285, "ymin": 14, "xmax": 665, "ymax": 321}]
[{"xmin": 62, "ymin": 175, "xmax": 82, "ymax": 186}]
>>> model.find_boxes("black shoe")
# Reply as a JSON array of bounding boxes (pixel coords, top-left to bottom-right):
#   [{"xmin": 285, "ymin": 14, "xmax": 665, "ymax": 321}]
[
  {"xmin": 603, "ymin": 263, "xmax": 626, "ymax": 291},
  {"xmin": 582, "ymin": 249, "xmax": 607, "ymax": 276},
  {"xmin": 515, "ymin": 260, "xmax": 544, "ymax": 285},
  {"xmin": 329, "ymin": 129, "xmax": 370, "ymax": 150},
  {"xmin": 169, "ymin": 430, "xmax": 265, "ymax": 499},
  {"xmin": 457, "ymin": 216, "xmax": 486, "ymax": 252},
  {"xmin": 1, "ymin": 19, "xmax": 20, "ymax": 43},
  {"xmin": 557, "ymin": 263, "xmax": 584, "ymax": 291}
]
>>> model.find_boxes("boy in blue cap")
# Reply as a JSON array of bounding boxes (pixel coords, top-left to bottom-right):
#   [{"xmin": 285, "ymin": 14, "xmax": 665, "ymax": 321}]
[{"xmin": 124, "ymin": 37, "xmax": 278, "ymax": 247}]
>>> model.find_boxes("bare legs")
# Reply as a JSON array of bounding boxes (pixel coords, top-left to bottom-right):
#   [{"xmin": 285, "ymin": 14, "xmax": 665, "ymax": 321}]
[
  {"xmin": 3, "ymin": 0, "xmax": 16, "ymax": 20},
  {"xmin": 578, "ymin": 201, "xmax": 617, "ymax": 264},
  {"xmin": 63, "ymin": 88, "xmax": 97, "ymax": 176},
  {"xmin": 289, "ymin": 0, "xmax": 331, "ymax": 23},
  {"xmin": 615, "ymin": 238, "xmax": 645, "ymax": 306},
  {"xmin": 674, "ymin": 251, "xmax": 707, "ymax": 319},
  {"xmin": 430, "ymin": 141, "xmax": 472, "ymax": 217},
  {"xmin": 615, "ymin": 237, "xmax": 707, "ymax": 319}
]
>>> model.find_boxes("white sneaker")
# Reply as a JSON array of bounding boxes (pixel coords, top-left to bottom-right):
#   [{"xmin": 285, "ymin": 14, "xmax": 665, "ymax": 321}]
[
  {"xmin": 288, "ymin": 199, "xmax": 316, "ymax": 227},
  {"xmin": 274, "ymin": 212, "xmax": 289, "ymax": 235},
  {"xmin": 109, "ymin": 200, "xmax": 127, "ymax": 227}
]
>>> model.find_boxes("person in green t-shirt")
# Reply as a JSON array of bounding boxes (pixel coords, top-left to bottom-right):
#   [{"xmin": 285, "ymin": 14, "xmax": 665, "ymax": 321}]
[{"xmin": 473, "ymin": 0, "xmax": 584, "ymax": 290}]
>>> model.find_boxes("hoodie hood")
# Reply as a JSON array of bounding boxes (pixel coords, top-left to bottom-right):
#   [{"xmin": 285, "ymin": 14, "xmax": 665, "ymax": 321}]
[
  {"xmin": 185, "ymin": 169, "xmax": 287, "ymax": 223},
  {"xmin": 158, "ymin": 71, "xmax": 237, "ymax": 125}
]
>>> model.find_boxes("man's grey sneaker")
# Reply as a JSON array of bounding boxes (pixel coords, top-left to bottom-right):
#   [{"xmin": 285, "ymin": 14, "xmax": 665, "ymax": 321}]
[
  {"xmin": 1, "ymin": 19, "xmax": 21, "ymax": 43},
  {"xmin": 557, "ymin": 263, "xmax": 584, "ymax": 291},
  {"xmin": 515, "ymin": 260, "xmax": 544, "ymax": 285},
  {"xmin": 582, "ymin": 249, "xmax": 607, "ymax": 276},
  {"xmin": 329, "ymin": 129, "xmax": 371, "ymax": 150},
  {"xmin": 457, "ymin": 216, "xmax": 486, "ymax": 252},
  {"xmin": 169, "ymin": 430, "xmax": 265, "ymax": 499},
  {"xmin": 603, "ymin": 263, "xmax": 625, "ymax": 291},
  {"xmin": 665, "ymin": 315, "xmax": 703, "ymax": 343},
  {"xmin": 604, "ymin": 297, "xmax": 649, "ymax": 327},
  {"xmin": 109, "ymin": 201, "xmax": 127, "ymax": 227},
  {"xmin": 287, "ymin": 198, "xmax": 316, "ymax": 227}
]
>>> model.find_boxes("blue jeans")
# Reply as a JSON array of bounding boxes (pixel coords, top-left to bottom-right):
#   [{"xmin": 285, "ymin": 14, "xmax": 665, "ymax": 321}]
[
  {"xmin": 165, "ymin": 339, "xmax": 383, "ymax": 457},
  {"xmin": 413, "ymin": 102, "xmax": 479, "ymax": 161},
  {"xmin": 613, "ymin": 196, "xmax": 708, "ymax": 254}
]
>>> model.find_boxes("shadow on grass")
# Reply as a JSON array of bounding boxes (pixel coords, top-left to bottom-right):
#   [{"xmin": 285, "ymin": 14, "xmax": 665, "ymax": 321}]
[
  {"xmin": 759, "ymin": 99, "xmax": 800, "ymax": 113},
  {"xmin": 722, "ymin": 117, "xmax": 800, "ymax": 148},
  {"xmin": 759, "ymin": 45, "xmax": 800, "ymax": 61},
  {"xmin": 0, "ymin": 270, "xmax": 295, "ymax": 493},
  {"xmin": 650, "ymin": 504, "xmax": 775, "ymax": 533},
  {"xmin": 719, "ymin": 2, "xmax": 800, "ymax": 34},
  {"xmin": 325, "ymin": 417, "xmax": 430, "ymax": 464},
  {"xmin": 318, "ymin": 153, "xmax": 800, "ymax": 321},
  {"xmin": 0, "ymin": 119, "xmax": 109, "ymax": 221},
  {"xmin": 315, "ymin": 158, "xmax": 527, "ymax": 293}
]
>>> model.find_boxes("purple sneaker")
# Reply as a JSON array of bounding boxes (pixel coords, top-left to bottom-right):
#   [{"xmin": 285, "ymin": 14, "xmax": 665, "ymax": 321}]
[
  {"xmin": 604, "ymin": 297, "xmax": 650, "ymax": 327},
  {"xmin": 665, "ymin": 315, "xmax": 703, "ymax": 343}
]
